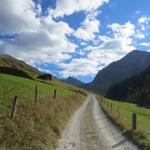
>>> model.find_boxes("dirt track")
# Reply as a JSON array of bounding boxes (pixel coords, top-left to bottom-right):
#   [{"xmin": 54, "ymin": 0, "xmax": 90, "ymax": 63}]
[{"xmin": 56, "ymin": 94, "xmax": 140, "ymax": 150}]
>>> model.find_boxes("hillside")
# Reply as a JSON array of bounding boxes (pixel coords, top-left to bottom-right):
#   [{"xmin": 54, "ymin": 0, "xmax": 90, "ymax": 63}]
[
  {"xmin": 0, "ymin": 55, "xmax": 87, "ymax": 149},
  {"xmin": 64, "ymin": 76, "xmax": 84, "ymax": 87},
  {"xmin": 106, "ymin": 66, "xmax": 150, "ymax": 106},
  {"xmin": 0, "ymin": 73, "xmax": 86, "ymax": 149},
  {"xmin": 86, "ymin": 50, "xmax": 150, "ymax": 95},
  {"xmin": 0, "ymin": 54, "xmax": 42, "ymax": 77}
]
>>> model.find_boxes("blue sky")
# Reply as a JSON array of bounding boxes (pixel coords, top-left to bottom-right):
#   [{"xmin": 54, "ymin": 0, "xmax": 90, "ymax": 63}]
[{"xmin": 0, "ymin": 0, "xmax": 150, "ymax": 83}]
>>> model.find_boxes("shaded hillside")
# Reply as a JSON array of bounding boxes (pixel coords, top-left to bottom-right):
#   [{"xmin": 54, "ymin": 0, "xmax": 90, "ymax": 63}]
[
  {"xmin": 0, "ymin": 67, "xmax": 33, "ymax": 79},
  {"xmin": 37, "ymin": 74, "xmax": 52, "ymax": 80},
  {"xmin": 0, "ymin": 54, "xmax": 42, "ymax": 77},
  {"xmin": 106, "ymin": 66, "xmax": 150, "ymax": 106},
  {"xmin": 64, "ymin": 76, "xmax": 84, "ymax": 87},
  {"xmin": 86, "ymin": 50, "xmax": 150, "ymax": 95}
]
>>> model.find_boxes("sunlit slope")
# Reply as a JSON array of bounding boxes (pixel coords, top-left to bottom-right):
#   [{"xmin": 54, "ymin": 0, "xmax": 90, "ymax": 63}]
[{"xmin": 0, "ymin": 73, "xmax": 86, "ymax": 149}]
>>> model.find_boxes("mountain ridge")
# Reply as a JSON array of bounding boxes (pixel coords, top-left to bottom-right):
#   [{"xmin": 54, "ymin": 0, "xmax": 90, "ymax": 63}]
[
  {"xmin": 0, "ymin": 54, "xmax": 42, "ymax": 77},
  {"xmin": 106, "ymin": 65, "xmax": 150, "ymax": 106},
  {"xmin": 86, "ymin": 50, "xmax": 150, "ymax": 95}
]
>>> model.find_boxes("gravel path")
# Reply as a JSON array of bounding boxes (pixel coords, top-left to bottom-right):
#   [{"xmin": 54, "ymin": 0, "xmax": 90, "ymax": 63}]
[{"xmin": 56, "ymin": 94, "xmax": 140, "ymax": 150}]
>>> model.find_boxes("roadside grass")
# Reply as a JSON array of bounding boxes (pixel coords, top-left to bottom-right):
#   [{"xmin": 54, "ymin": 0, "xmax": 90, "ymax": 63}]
[
  {"xmin": 97, "ymin": 96, "xmax": 150, "ymax": 150},
  {"xmin": 0, "ymin": 73, "xmax": 87, "ymax": 150}
]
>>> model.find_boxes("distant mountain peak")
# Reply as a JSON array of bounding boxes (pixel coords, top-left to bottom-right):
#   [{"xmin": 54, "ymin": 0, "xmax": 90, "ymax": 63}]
[
  {"xmin": 67, "ymin": 76, "xmax": 74, "ymax": 79},
  {"xmin": 126, "ymin": 50, "xmax": 149, "ymax": 55},
  {"xmin": 64, "ymin": 76, "xmax": 84, "ymax": 87}
]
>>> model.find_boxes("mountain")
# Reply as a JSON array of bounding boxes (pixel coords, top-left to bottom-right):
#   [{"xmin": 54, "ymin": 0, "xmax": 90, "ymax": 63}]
[
  {"xmin": 106, "ymin": 66, "xmax": 150, "ymax": 106},
  {"xmin": 86, "ymin": 50, "xmax": 150, "ymax": 95},
  {"xmin": 64, "ymin": 76, "xmax": 84, "ymax": 87},
  {"xmin": 0, "ymin": 54, "xmax": 42, "ymax": 78}
]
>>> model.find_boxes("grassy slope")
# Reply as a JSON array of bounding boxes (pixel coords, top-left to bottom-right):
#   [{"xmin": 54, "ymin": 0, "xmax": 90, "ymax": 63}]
[
  {"xmin": 0, "ymin": 55, "xmax": 41, "ymax": 77},
  {"xmin": 98, "ymin": 97, "xmax": 150, "ymax": 150},
  {"xmin": 0, "ymin": 73, "xmax": 86, "ymax": 150}
]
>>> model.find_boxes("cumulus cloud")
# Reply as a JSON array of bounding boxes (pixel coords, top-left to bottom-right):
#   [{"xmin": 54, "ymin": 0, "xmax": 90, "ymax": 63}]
[
  {"xmin": 139, "ymin": 42, "xmax": 150, "ymax": 47},
  {"xmin": 51, "ymin": 0, "xmax": 109, "ymax": 17},
  {"xmin": 0, "ymin": 28, "xmax": 75, "ymax": 64},
  {"xmin": 137, "ymin": 16, "xmax": 150, "ymax": 34},
  {"xmin": 1, "ymin": 0, "xmax": 148, "ymax": 79},
  {"xmin": 0, "ymin": 0, "xmax": 110, "ymax": 71},
  {"xmin": 135, "ymin": 30, "xmax": 145, "ymax": 39},
  {"xmin": 138, "ymin": 16, "xmax": 150, "ymax": 24},
  {"xmin": 0, "ymin": 0, "xmax": 41, "ymax": 34},
  {"xmin": 59, "ymin": 58, "xmax": 100, "ymax": 77},
  {"xmin": 60, "ymin": 22, "xmax": 136, "ymax": 77},
  {"xmin": 74, "ymin": 13, "xmax": 100, "ymax": 41},
  {"xmin": 108, "ymin": 22, "xmax": 135, "ymax": 38},
  {"xmin": 0, "ymin": 0, "xmax": 77, "ymax": 65}
]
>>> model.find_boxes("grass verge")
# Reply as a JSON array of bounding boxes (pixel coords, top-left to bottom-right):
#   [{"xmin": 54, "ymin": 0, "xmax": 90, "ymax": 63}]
[{"xmin": 97, "ymin": 96, "xmax": 150, "ymax": 150}]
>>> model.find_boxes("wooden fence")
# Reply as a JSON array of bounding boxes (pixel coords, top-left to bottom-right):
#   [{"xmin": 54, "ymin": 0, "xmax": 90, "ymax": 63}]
[
  {"xmin": 99, "ymin": 97, "xmax": 137, "ymax": 130},
  {"xmin": 8, "ymin": 85, "xmax": 85, "ymax": 120}
]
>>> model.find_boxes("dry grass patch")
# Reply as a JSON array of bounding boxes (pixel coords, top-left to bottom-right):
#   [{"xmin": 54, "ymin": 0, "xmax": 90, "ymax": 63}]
[{"xmin": 0, "ymin": 95, "xmax": 86, "ymax": 150}]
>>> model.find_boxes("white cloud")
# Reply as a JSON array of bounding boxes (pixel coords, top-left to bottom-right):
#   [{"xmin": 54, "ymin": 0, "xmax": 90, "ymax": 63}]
[
  {"xmin": 60, "ymin": 58, "xmax": 100, "ymax": 77},
  {"xmin": 139, "ymin": 42, "xmax": 150, "ymax": 47},
  {"xmin": 108, "ymin": 22, "xmax": 135, "ymax": 38},
  {"xmin": 133, "ymin": 16, "xmax": 150, "ymax": 40},
  {"xmin": 43, "ymin": 16, "xmax": 73, "ymax": 38},
  {"xmin": 0, "ymin": 0, "xmax": 111, "ymax": 78},
  {"xmin": 51, "ymin": 0, "xmax": 109, "ymax": 17},
  {"xmin": 1, "ymin": 0, "xmax": 147, "ymax": 79},
  {"xmin": 0, "ymin": 28, "xmax": 75, "ymax": 64},
  {"xmin": 135, "ymin": 31, "xmax": 145, "ymax": 39},
  {"xmin": 74, "ymin": 13, "xmax": 100, "ymax": 41},
  {"xmin": 0, "ymin": 0, "xmax": 109, "ymax": 69},
  {"xmin": 60, "ymin": 22, "xmax": 136, "ymax": 77},
  {"xmin": 0, "ymin": 0, "xmax": 41, "ymax": 34},
  {"xmin": 89, "ymin": 22, "xmax": 136, "ymax": 66},
  {"xmin": 87, "ymin": 39, "xmax": 135, "ymax": 65},
  {"xmin": 138, "ymin": 16, "xmax": 150, "ymax": 24},
  {"xmin": 0, "ymin": 0, "xmax": 77, "ymax": 65}
]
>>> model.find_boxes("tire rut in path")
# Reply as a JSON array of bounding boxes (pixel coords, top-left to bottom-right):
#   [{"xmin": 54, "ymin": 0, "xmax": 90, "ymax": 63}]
[{"xmin": 80, "ymin": 99, "xmax": 103, "ymax": 150}]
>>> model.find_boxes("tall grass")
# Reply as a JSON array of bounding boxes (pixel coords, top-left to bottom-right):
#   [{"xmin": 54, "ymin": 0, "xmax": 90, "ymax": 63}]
[{"xmin": 0, "ymin": 73, "xmax": 86, "ymax": 150}]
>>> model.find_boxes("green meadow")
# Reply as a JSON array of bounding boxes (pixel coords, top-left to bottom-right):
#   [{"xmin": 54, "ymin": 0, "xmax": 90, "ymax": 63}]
[
  {"xmin": 0, "ymin": 73, "xmax": 86, "ymax": 150},
  {"xmin": 99, "ymin": 97, "xmax": 150, "ymax": 150}
]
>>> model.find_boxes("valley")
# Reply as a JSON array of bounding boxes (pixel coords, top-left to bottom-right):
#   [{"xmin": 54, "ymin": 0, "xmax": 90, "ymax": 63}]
[
  {"xmin": 1, "ymin": 0, "xmax": 150, "ymax": 149},
  {"xmin": 1, "ymin": 52, "xmax": 150, "ymax": 150}
]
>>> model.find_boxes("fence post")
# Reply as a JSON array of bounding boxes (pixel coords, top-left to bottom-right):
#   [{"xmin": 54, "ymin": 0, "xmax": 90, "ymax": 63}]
[
  {"xmin": 10, "ymin": 96, "xmax": 18, "ymax": 120},
  {"xmin": 117, "ymin": 107, "xmax": 120, "ymax": 118},
  {"xmin": 35, "ymin": 85, "xmax": 38, "ymax": 102},
  {"xmin": 132, "ymin": 112, "xmax": 137, "ymax": 130},
  {"xmin": 53, "ymin": 89, "xmax": 57, "ymax": 99},
  {"xmin": 103, "ymin": 99, "xmax": 105, "ymax": 104},
  {"xmin": 110, "ymin": 103, "xmax": 112, "ymax": 112},
  {"xmin": 107, "ymin": 101, "xmax": 109, "ymax": 109}
]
